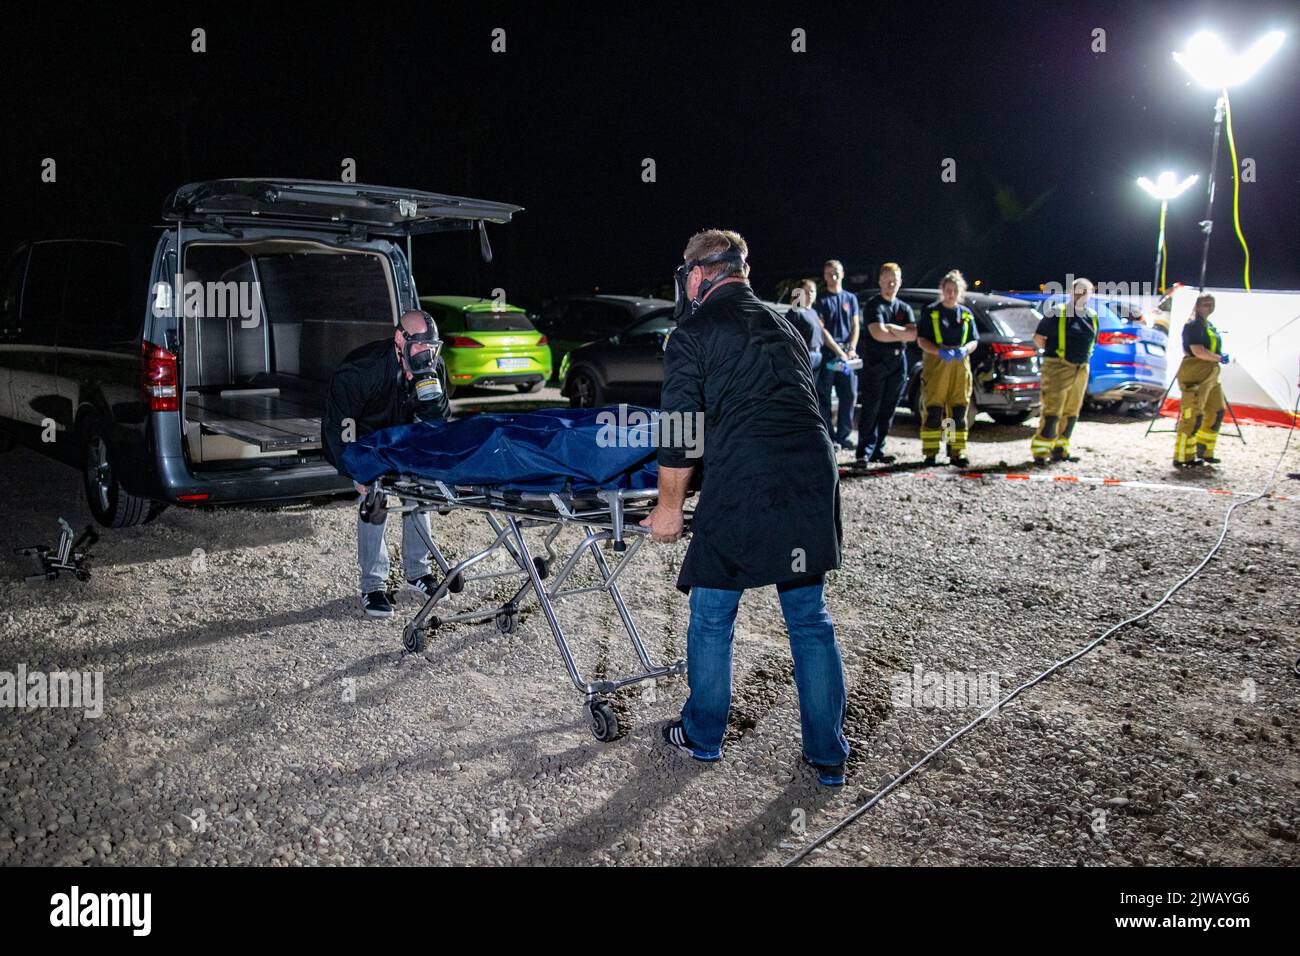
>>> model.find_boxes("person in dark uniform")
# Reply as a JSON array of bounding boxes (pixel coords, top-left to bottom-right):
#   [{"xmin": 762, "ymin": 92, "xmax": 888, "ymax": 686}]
[
  {"xmin": 813, "ymin": 259, "xmax": 861, "ymax": 449},
  {"xmin": 323, "ymin": 310, "xmax": 450, "ymax": 618},
  {"xmin": 1030, "ymin": 278, "xmax": 1098, "ymax": 465},
  {"xmin": 786, "ymin": 279, "xmax": 824, "ymax": 374},
  {"xmin": 641, "ymin": 229, "xmax": 849, "ymax": 786},
  {"xmin": 1174, "ymin": 293, "xmax": 1229, "ymax": 467},
  {"xmin": 853, "ymin": 261, "xmax": 916, "ymax": 468},
  {"xmin": 914, "ymin": 270, "xmax": 978, "ymax": 467}
]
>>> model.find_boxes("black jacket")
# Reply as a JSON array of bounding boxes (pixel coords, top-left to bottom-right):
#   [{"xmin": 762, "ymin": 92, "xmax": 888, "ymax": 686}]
[
  {"xmin": 658, "ymin": 283, "xmax": 842, "ymax": 592},
  {"xmin": 322, "ymin": 338, "xmax": 449, "ymax": 477}
]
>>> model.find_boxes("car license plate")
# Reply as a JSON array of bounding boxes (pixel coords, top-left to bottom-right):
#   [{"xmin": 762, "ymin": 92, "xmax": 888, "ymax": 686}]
[{"xmin": 497, "ymin": 357, "xmax": 529, "ymax": 370}]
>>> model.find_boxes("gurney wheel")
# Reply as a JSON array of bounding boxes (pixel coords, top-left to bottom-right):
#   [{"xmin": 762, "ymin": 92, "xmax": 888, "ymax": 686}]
[
  {"xmin": 533, "ymin": 557, "xmax": 549, "ymax": 579},
  {"xmin": 588, "ymin": 700, "xmax": 621, "ymax": 742},
  {"xmin": 446, "ymin": 572, "xmax": 463, "ymax": 594},
  {"xmin": 403, "ymin": 625, "xmax": 428, "ymax": 653},
  {"xmin": 495, "ymin": 610, "xmax": 518, "ymax": 635}
]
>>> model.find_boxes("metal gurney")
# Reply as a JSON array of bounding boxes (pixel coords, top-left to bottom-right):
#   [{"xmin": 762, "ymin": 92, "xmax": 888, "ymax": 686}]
[{"xmin": 346, "ymin": 408, "xmax": 692, "ymax": 741}]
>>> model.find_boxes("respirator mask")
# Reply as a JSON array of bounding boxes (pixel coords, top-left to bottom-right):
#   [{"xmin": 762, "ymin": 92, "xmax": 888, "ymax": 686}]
[
  {"xmin": 399, "ymin": 312, "xmax": 444, "ymax": 402},
  {"xmin": 672, "ymin": 243, "xmax": 747, "ymax": 321}
]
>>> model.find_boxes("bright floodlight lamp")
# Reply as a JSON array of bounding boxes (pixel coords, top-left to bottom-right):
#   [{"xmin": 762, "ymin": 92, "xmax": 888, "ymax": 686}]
[
  {"xmin": 1137, "ymin": 172, "xmax": 1199, "ymax": 294},
  {"xmin": 1173, "ymin": 29, "xmax": 1285, "ymax": 292},
  {"xmin": 1137, "ymin": 171, "xmax": 1199, "ymax": 202},
  {"xmin": 1173, "ymin": 30, "xmax": 1285, "ymax": 89}
]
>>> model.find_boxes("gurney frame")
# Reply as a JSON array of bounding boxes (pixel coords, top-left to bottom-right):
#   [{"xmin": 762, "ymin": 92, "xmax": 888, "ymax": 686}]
[{"xmin": 368, "ymin": 477, "xmax": 689, "ymax": 741}]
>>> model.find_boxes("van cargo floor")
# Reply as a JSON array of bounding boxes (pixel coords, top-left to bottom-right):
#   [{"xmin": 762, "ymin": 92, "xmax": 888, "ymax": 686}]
[{"xmin": 186, "ymin": 388, "xmax": 322, "ymax": 453}]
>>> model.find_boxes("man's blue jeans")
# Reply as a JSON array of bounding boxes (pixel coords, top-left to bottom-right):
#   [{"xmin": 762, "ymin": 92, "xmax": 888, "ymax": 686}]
[
  {"xmin": 816, "ymin": 360, "xmax": 858, "ymax": 445},
  {"xmin": 681, "ymin": 580, "xmax": 850, "ymax": 766}
]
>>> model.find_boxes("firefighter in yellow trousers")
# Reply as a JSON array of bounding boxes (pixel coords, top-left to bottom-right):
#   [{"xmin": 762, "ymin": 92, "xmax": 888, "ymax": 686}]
[
  {"xmin": 1174, "ymin": 293, "xmax": 1229, "ymax": 468},
  {"xmin": 1030, "ymin": 278, "xmax": 1098, "ymax": 465},
  {"xmin": 915, "ymin": 270, "xmax": 978, "ymax": 467}
]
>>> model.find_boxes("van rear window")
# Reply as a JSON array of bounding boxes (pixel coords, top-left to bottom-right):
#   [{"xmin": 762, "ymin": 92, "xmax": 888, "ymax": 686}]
[{"xmin": 255, "ymin": 253, "xmax": 392, "ymax": 325}]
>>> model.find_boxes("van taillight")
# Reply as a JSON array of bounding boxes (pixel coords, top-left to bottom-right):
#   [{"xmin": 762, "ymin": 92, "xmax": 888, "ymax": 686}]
[
  {"xmin": 141, "ymin": 341, "xmax": 179, "ymax": 411},
  {"xmin": 1098, "ymin": 331, "xmax": 1139, "ymax": 345}
]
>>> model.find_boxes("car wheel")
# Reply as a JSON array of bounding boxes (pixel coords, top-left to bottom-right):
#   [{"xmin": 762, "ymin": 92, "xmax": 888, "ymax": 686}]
[
  {"xmin": 568, "ymin": 369, "xmax": 603, "ymax": 408},
  {"xmin": 909, "ymin": 378, "xmax": 924, "ymax": 421},
  {"xmin": 82, "ymin": 423, "xmax": 161, "ymax": 528},
  {"xmin": 989, "ymin": 410, "xmax": 1033, "ymax": 425},
  {"xmin": 516, "ymin": 380, "xmax": 544, "ymax": 394}
]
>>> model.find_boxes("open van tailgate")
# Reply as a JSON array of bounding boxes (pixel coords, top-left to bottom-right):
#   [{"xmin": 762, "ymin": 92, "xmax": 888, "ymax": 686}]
[{"xmin": 163, "ymin": 179, "xmax": 522, "ymax": 236}]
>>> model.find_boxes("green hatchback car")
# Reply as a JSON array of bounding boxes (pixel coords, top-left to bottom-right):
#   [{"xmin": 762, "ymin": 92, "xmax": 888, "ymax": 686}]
[{"xmin": 419, "ymin": 295, "xmax": 552, "ymax": 398}]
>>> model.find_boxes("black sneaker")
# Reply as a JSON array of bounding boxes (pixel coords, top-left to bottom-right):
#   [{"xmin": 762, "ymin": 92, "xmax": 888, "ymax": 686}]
[
  {"xmin": 870, "ymin": 453, "xmax": 897, "ymax": 464},
  {"xmin": 362, "ymin": 591, "xmax": 395, "ymax": 618},
  {"xmin": 850, "ymin": 457, "xmax": 870, "ymax": 472},
  {"xmin": 802, "ymin": 755, "xmax": 846, "ymax": 787},
  {"xmin": 661, "ymin": 720, "xmax": 722, "ymax": 762},
  {"xmin": 949, "ymin": 455, "xmax": 970, "ymax": 468},
  {"xmin": 1051, "ymin": 451, "xmax": 1080, "ymax": 463},
  {"xmin": 407, "ymin": 574, "xmax": 439, "ymax": 597},
  {"xmin": 922, "ymin": 455, "xmax": 937, "ymax": 466},
  {"xmin": 1198, "ymin": 456, "xmax": 1221, "ymax": 465}
]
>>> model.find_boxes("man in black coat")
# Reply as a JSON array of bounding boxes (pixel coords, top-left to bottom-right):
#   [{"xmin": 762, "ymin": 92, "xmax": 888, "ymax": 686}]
[
  {"xmin": 641, "ymin": 229, "xmax": 850, "ymax": 785},
  {"xmin": 323, "ymin": 309, "xmax": 450, "ymax": 619}
]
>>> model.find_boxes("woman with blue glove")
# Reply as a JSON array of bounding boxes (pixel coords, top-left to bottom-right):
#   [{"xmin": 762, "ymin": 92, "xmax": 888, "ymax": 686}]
[
  {"xmin": 1174, "ymin": 293, "xmax": 1229, "ymax": 467},
  {"xmin": 915, "ymin": 270, "xmax": 979, "ymax": 466}
]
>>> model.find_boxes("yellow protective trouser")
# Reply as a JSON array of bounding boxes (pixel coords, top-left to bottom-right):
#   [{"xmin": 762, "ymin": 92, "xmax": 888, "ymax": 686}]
[
  {"xmin": 920, "ymin": 353, "xmax": 973, "ymax": 457},
  {"xmin": 1031, "ymin": 357, "xmax": 1090, "ymax": 460},
  {"xmin": 1175, "ymin": 357, "xmax": 1225, "ymax": 463}
]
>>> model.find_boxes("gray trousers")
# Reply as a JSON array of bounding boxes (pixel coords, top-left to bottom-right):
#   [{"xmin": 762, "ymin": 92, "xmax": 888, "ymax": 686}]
[{"xmin": 356, "ymin": 489, "xmax": 432, "ymax": 595}]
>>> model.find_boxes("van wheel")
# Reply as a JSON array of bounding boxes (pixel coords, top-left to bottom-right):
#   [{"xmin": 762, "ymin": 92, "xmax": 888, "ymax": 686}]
[
  {"xmin": 82, "ymin": 425, "xmax": 159, "ymax": 528},
  {"xmin": 568, "ymin": 370, "xmax": 603, "ymax": 408}
]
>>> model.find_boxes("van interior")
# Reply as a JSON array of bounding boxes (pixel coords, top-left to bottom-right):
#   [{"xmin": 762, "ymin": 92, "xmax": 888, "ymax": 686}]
[{"xmin": 180, "ymin": 240, "xmax": 397, "ymax": 468}]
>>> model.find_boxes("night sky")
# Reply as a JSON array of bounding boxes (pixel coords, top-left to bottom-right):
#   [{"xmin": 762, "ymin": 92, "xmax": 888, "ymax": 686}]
[{"xmin": 4, "ymin": 0, "xmax": 1297, "ymax": 306}]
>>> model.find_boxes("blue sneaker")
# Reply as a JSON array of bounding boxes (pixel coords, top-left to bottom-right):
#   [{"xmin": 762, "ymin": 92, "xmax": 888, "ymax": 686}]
[
  {"xmin": 803, "ymin": 755, "xmax": 846, "ymax": 787},
  {"xmin": 661, "ymin": 720, "xmax": 722, "ymax": 762}
]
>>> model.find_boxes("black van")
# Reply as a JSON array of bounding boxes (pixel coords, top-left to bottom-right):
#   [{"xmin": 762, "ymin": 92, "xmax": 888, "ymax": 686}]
[{"xmin": 0, "ymin": 179, "xmax": 520, "ymax": 526}]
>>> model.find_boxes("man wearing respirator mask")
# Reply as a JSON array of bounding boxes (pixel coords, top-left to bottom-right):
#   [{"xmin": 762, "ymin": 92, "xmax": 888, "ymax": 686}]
[{"xmin": 324, "ymin": 309, "xmax": 450, "ymax": 618}]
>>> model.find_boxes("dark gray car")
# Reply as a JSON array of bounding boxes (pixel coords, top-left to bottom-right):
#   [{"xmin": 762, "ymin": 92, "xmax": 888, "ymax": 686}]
[
  {"xmin": 0, "ymin": 179, "xmax": 520, "ymax": 526},
  {"xmin": 554, "ymin": 296, "xmax": 675, "ymax": 406},
  {"xmin": 559, "ymin": 297, "xmax": 801, "ymax": 408}
]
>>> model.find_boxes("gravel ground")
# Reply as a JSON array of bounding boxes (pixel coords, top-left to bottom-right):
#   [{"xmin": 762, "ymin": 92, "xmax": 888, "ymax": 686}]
[{"xmin": 1, "ymin": 393, "xmax": 1297, "ymax": 867}]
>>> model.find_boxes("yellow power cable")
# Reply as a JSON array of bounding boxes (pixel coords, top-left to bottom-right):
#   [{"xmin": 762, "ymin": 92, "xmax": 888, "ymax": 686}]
[
  {"xmin": 1158, "ymin": 201, "xmax": 1168, "ymax": 294},
  {"xmin": 1222, "ymin": 89, "xmax": 1251, "ymax": 291}
]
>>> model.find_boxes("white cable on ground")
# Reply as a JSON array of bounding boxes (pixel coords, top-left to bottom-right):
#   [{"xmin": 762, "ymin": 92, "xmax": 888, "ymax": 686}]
[{"xmin": 785, "ymin": 396, "xmax": 1300, "ymax": 867}]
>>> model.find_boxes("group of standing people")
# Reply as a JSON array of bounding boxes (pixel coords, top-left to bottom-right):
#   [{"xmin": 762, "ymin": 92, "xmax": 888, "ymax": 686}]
[
  {"xmin": 788, "ymin": 261, "xmax": 978, "ymax": 468},
  {"xmin": 789, "ymin": 266, "xmax": 1232, "ymax": 471}
]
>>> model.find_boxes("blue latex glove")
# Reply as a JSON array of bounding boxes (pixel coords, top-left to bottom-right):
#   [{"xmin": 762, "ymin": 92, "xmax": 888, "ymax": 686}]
[
  {"xmin": 1219, "ymin": 353, "xmax": 1230, "ymax": 364},
  {"xmin": 943, "ymin": 347, "xmax": 962, "ymax": 361}
]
